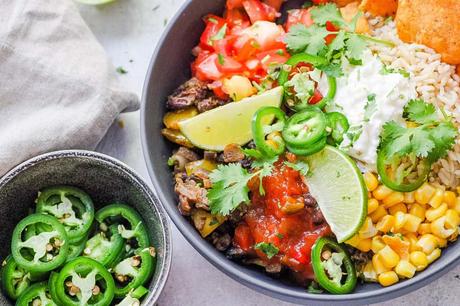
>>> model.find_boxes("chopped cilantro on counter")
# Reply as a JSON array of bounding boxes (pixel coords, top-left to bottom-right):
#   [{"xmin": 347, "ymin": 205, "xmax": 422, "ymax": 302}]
[
  {"xmin": 116, "ymin": 66, "xmax": 127, "ymax": 74},
  {"xmin": 254, "ymin": 242, "xmax": 279, "ymax": 259}
]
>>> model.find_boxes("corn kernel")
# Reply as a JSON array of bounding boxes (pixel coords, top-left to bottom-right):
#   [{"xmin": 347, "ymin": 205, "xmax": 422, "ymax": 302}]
[
  {"xmin": 389, "ymin": 203, "xmax": 407, "ymax": 215},
  {"xmin": 455, "ymin": 197, "xmax": 460, "ymax": 214},
  {"xmin": 372, "ymin": 253, "xmax": 390, "ymax": 274},
  {"xmin": 373, "ymin": 185, "xmax": 393, "ymax": 201},
  {"xmin": 418, "ymin": 223, "xmax": 431, "ymax": 235},
  {"xmin": 405, "ymin": 233, "xmax": 422, "ymax": 252},
  {"xmin": 370, "ymin": 205, "xmax": 388, "ymax": 223},
  {"xmin": 430, "ymin": 216, "xmax": 455, "ymax": 239},
  {"xmin": 376, "ymin": 215, "xmax": 395, "ymax": 233},
  {"xmin": 364, "ymin": 172, "xmax": 379, "ymax": 192},
  {"xmin": 393, "ymin": 211, "xmax": 407, "ymax": 232},
  {"xmin": 435, "ymin": 236, "xmax": 447, "ymax": 248},
  {"xmin": 415, "ymin": 183, "xmax": 436, "ymax": 205},
  {"xmin": 444, "ymin": 191, "xmax": 456, "ymax": 208},
  {"xmin": 402, "ymin": 214, "xmax": 422, "ymax": 232},
  {"xmin": 362, "ymin": 262, "xmax": 378, "ymax": 282},
  {"xmin": 378, "ymin": 271, "xmax": 399, "ymax": 287},
  {"xmin": 425, "ymin": 203, "xmax": 448, "ymax": 222},
  {"xmin": 409, "ymin": 203, "xmax": 426, "ymax": 220},
  {"xmin": 379, "ymin": 245, "xmax": 400, "ymax": 268},
  {"xmin": 383, "ymin": 192, "xmax": 404, "ymax": 208},
  {"xmin": 371, "ymin": 236, "xmax": 386, "ymax": 253},
  {"xmin": 345, "ymin": 235, "xmax": 360, "ymax": 248},
  {"xmin": 356, "ymin": 238, "xmax": 372, "ymax": 252},
  {"xmin": 445, "ymin": 209, "xmax": 460, "ymax": 229},
  {"xmin": 427, "ymin": 248, "xmax": 441, "ymax": 264},
  {"xmin": 404, "ymin": 192, "xmax": 415, "ymax": 204},
  {"xmin": 417, "ymin": 234, "xmax": 438, "ymax": 254},
  {"xmin": 448, "ymin": 228, "xmax": 459, "ymax": 242},
  {"xmin": 428, "ymin": 189, "xmax": 444, "ymax": 208},
  {"xmin": 368, "ymin": 198, "xmax": 379, "ymax": 214},
  {"xmin": 359, "ymin": 217, "xmax": 378, "ymax": 239},
  {"xmin": 395, "ymin": 260, "xmax": 416, "ymax": 279},
  {"xmin": 409, "ymin": 251, "xmax": 428, "ymax": 271}
]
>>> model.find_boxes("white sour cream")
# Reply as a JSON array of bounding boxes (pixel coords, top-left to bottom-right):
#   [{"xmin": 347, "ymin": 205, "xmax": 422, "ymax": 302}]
[{"xmin": 320, "ymin": 50, "xmax": 417, "ymax": 170}]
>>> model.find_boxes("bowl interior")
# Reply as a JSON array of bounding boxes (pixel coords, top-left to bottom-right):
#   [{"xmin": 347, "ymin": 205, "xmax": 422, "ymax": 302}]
[
  {"xmin": 0, "ymin": 151, "xmax": 171, "ymax": 305},
  {"xmin": 141, "ymin": 0, "xmax": 460, "ymax": 304}
]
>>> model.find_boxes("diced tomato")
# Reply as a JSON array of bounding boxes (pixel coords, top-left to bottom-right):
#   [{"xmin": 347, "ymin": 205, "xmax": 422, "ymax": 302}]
[
  {"xmin": 233, "ymin": 224, "xmax": 254, "ymax": 252},
  {"xmin": 215, "ymin": 54, "xmax": 244, "ymax": 73},
  {"xmin": 312, "ymin": 0, "xmax": 330, "ymax": 4},
  {"xmin": 241, "ymin": 21, "xmax": 286, "ymax": 51},
  {"xmin": 325, "ymin": 20, "xmax": 339, "ymax": 44},
  {"xmin": 309, "ymin": 89, "xmax": 323, "ymax": 105},
  {"xmin": 208, "ymin": 80, "xmax": 229, "ymax": 100},
  {"xmin": 242, "ymin": 0, "xmax": 279, "ymax": 24},
  {"xmin": 212, "ymin": 37, "xmax": 235, "ymax": 56},
  {"xmin": 193, "ymin": 53, "xmax": 223, "ymax": 81},
  {"xmin": 256, "ymin": 49, "xmax": 289, "ymax": 71},
  {"xmin": 226, "ymin": 0, "xmax": 245, "ymax": 9},
  {"xmin": 225, "ymin": 8, "xmax": 249, "ymax": 27},
  {"xmin": 284, "ymin": 9, "xmax": 314, "ymax": 32},
  {"xmin": 200, "ymin": 15, "xmax": 228, "ymax": 51},
  {"xmin": 233, "ymin": 36, "xmax": 260, "ymax": 61},
  {"xmin": 262, "ymin": 0, "xmax": 285, "ymax": 11}
]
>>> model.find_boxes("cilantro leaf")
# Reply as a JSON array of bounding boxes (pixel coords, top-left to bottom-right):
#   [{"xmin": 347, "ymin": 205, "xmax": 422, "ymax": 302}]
[
  {"xmin": 310, "ymin": 3, "xmax": 347, "ymax": 28},
  {"xmin": 254, "ymin": 242, "xmax": 279, "ymax": 259},
  {"xmin": 242, "ymin": 148, "xmax": 264, "ymax": 159},
  {"xmin": 210, "ymin": 24, "xmax": 227, "ymax": 42},
  {"xmin": 284, "ymin": 24, "xmax": 329, "ymax": 55},
  {"xmin": 345, "ymin": 34, "xmax": 367, "ymax": 62},
  {"xmin": 429, "ymin": 121, "xmax": 457, "ymax": 161},
  {"xmin": 364, "ymin": 93, "xmax": 377, "ymax": 122},
  {"xmin": 327, "ymin": 30, "xmax": 346, "ymax": 58},
  {"xmin": 285, "ymin": 72, "xmax": 316, "ymax": 104},
  {"xmin": 404, "ymin": 99, "xmax": 438, "ymax": 125},
  {"xmin": 284, "ymin": 161, "xmax": 310, "ymax": 177}
]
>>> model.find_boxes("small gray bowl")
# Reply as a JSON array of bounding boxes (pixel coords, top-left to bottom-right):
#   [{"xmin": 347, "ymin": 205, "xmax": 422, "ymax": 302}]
[
  {"xmin": 141, "ymin": 0, "xmax": 460, "ymax": 304},
  {"xmin": 0, "ymin": 150, "xmax": 171, "ymax": 305}
]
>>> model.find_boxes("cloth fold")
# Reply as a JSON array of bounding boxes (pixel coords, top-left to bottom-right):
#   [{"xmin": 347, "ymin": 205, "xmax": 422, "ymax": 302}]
[{"xmin": 0, "ymin": 0, "xmax": 139, "ymax": 176}]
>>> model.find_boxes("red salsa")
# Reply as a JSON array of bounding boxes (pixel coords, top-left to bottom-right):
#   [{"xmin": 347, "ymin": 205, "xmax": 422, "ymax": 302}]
[{"xmin": 233, "ymin": 158, "xmax": 331, "ymax": 283}]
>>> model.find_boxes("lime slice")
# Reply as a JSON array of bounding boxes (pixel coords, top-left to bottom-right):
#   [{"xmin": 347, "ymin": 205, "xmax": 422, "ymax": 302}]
[
  {"xmin": 179, "ymin": 87, "xmax": 283, "ymax": 151},
  {"xmin": 302, "ymin": 146, "xmax": 368, "ymax": 243},
  {"xmin": 75, "ymin": 0, "xmax": 115, "ymax": 5}
]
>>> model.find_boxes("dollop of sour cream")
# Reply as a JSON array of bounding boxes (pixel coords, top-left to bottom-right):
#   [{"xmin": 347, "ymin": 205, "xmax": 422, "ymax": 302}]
[{"xmin": 319, "ymin": 50, "xmax": 417, "ymax": 170}]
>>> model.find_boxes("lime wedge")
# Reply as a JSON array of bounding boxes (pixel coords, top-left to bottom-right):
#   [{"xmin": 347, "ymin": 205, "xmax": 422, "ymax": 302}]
[
  {"xmin": 75, "ymin": 0, "xmax": 115, "ymax": 5},
  {"xmin": 302, "ymin": 146, "xmax": 368, "ymax": 243},
  {"xmin": 179, "ymin": 87, "xmax": 283, "ymax": 151}
]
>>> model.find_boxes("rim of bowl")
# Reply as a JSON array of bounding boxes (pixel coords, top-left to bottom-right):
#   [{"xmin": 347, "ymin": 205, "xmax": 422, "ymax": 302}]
[
  {"xmin": 140, "ymin": 0, "xmax": 460, "ymax": 304},
  {"xmin": 0, "ymin": 150, "xmax": 172, "ymax": 305}
]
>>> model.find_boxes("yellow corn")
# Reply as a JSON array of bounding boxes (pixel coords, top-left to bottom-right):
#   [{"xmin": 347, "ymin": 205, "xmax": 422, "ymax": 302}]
[
  {"xmin": 427, "ymin": 248, "xmax": 441, "ymax": 264},
  {"xmin": 448, "ymin": 228, "xmax": 459, "ymax": 242},
  {"xmin": 393, "ymin": 211, "xmax": 407, "ymax": 232},
  {"xmin": 404, "ymin": 192, "xmax": 415, "ymax": 204},
  {"xmin": 345, "ymin": 234, "xmax": 360, "ymax": 248},
  {"xmin": 378, "ymin": 271, "xmax": 399, "ymax": 287},
  {"xmin": 425, "ymin": 203, "xmax": 448, "ymax": 222},
  {"xmin": 383, "ymin": 192, "xmax": 404, "ymax": 208},
  {"xmin": 417, "ymin": 234, "xmax": 438, "ymax": 254},
  {"xmin": 389, "ymin": 203, "xmax": 407, "ymax": 215},
  {"xmin": 409, "ymin": 251, "xmax": 428, "ymax": 271},
  {"xmin": 359, "ymin": 217, "xmax": 378, "ymax": 239},
  {"xmin": 372, "ymin": 253, "xmax": 390, "ymax": 274},
  {"xmin": 362, "ymin": 261, "xmax": 378, "ymax": 282},
  {"xmin": 445, "ymin": 209, "xmax": 460, "ymax": 229},
  {"xmin": 395, "ymin": 260, "xmax": 416, "ymax": 279},
  {"xmin": 370, "ymin": 205, "xmax": 388, "ymax": 223},
  {"xmin": 444, "ymin": 191, "xmax": 456, "ymax": 208},
  {"xmin": 364, "ymin": 172, "xmax": 379, "ymax": 192},
  {"xmin": 430, "ymin": 216, "xmax": 455, "ymax": 239},
  {"xmin": 379, "ymin": 245, "xmax": 400, "ymax": 268},
  {"xmin": 368, "ymin": 198, "xmax": 379, "ymax": 214},
  {"xmin": 435, "ymin": 236, "xmax": 447, "ymax": 248},
  {"xmin": 415, "ymin": 183, "xmax": 436, "ymax": 204},
  {"xmin": 402, "ymin": 214, "xmax": 422, "ymax": 233},
  {"xmin": 405, "ymin": 233, "xmax": 422, "ymax": 252},
  {"xmin": 373, "ymin": 185, "xmax": 393, "ymax": 201},
  {"xmin": 376, "ymin": 215, "xmax": 395, "ymax": 233},
  {"xmin": 455, "ymin": 197, "xmax": 460, "ymax": 214},
  {"xmin": 356, "ymin": 238, "xmax": 372, "ymax": 252},
  {"xmin": 409, "ymin": 203, "xmax": 426, "ymax": 220},
  {"xmin": 417, "ymin": 223, "xmax": 431, "ymax": 235},
  {"xmin": 371, "ymin": 236, "xmax": 386, "ymax": 253},
  {"xmin": 428, "ymin": 188, "xmax": 444, "ymax": 208}
]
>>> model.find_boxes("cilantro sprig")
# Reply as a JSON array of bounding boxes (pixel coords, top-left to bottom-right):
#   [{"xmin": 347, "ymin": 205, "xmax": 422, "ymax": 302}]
[{"xmin": 254, "ymin": 242, "xmax": 279, "ymax": 259}]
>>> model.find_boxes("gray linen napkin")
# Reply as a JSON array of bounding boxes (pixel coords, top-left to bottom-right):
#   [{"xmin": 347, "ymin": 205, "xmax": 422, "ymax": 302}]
[{"xmin": 0, "ymin": 0, "xmax": 139, "ymax": 175}]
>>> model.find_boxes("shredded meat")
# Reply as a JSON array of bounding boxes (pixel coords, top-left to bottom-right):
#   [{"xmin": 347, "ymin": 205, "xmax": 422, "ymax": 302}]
[
  {"xmin": 174, "ymin": 175, "xmax": 209, "ymax": 215},
  {"xmin": 243, "ymin": 258, "xmax": 282, "ymax": 274},
  {"xmin": 167, "ymin": 78, "xmax": 209, "ymax": 110},
  {"xmin": 196, "ymin": 96, "xmax": 228, "ymax": 113},
  {"xmin": 203, "ymin": 151, "xmax": 218, "ymax": 161},
  {"xmin": 169, "ymin": 147, "xmax": 199, "ymax": 172},
  {"xmin": 210, "ymin": 232, "xmax": 232, "ymax": 251},
  {"xmin": 222, "ymin": 144, "xmax": 245, "ymax": 163}
]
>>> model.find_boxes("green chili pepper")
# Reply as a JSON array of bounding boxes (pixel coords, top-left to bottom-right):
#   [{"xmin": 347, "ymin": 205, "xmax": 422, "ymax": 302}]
[
  {"xmin": 311, "ymin": 237, "xmax": 357, "ymax": 294},
  {"xmin": 1, "ymin": 255, "xmax": 46, "ymax": 300},
  {"xmin": 278, "ymin": 53, "xmax": 337, "ymax": 110},
  {"xmin": 282, "ymin": 109, "xmax": 327, "ymax": 147},
  {"xmin": 112, "ymin": 248, "xmax": 155, "ymax": 298},
  {"xmin": 15, "ymin": 281, "xmax": 57, "ymax": 306},
  {"xmin": 11, "ymin": 214, "xmax": 69, "ymax": 273},
  {"xmin": 48, "ymin": 272, "xmax": 63, "ymax": 305},
  {"xmin": 95, "ymin": 204, "xmax": 150, "ymax": 250},
  {"xmin": 131, "ymin": 285, "xmax": 149, "ymax": 299},
  {"xmin": 56, "ymin": 257, "xmax": 115, "ymax": 306},
  {"xmin": 252, "ymin": 106, "xmax": 287, "ymax": 157},
  {"xmin": 286, "ymin": 137, "xmax": 327, "ymax": 156},
  {"xmin": 326, "ymin": 112, "xmax": 350, "ymax": 145},
  {"xmin": 377, "ymin": 150, "xmax": 431, "ymax": 192},
  {"xmin": 36, "ymin": 186, "xmax": 95, "ymax": 244},
  {"xmin": 67, "ymin": 234, "xmax": 89, "ymax": 263},
  {"xmin": 83, "ymin": 225, "xmax": 125, "ymax": 267}
]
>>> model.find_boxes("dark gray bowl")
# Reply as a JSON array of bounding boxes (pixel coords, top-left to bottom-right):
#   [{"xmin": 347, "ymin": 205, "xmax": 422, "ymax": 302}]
[
  {"xmin": 0, "ymin": 150, "xmax": 171, "ymax": 305},
  {"xmin": 140, "ymin": 0, "xmax": 460, "ymax": 304}
]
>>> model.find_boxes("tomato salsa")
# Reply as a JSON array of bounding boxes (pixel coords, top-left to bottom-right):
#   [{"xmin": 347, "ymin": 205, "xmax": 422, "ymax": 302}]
[{"xmin": 233, "ymin": 158, "xmax": 331, "ymax": 283}]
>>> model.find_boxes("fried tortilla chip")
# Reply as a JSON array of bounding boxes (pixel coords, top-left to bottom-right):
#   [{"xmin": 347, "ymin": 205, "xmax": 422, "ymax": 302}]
[
  {"xmin": 396, "ymin": 0, "xmax": 460, "ymax": 65},
  {"xmin": 333, "ymin": 0, "xmax": 359, "ymax": 7},
  {"xmin": 340, "ymin": 2, "xmax": 370, "ymax": 34},
  {"xmin": 360, "ymin": 0, "xmax": 397, "ymax": 17}
]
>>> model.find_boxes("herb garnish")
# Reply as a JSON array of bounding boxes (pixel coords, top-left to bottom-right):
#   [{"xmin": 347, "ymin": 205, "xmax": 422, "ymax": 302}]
[
  {"xmin": 284, "ymin": 161, "xmax": 310, "ymax": 177},
  {"xmin": 254, "ymin": 242, "xmax": 279, "ymax": 259},
  {"xmin": 364, "ymin": 93, "xmax": 377, "ymax": 122},
  {"xmin": 116, "ymin": 66, "xmax": 127, "ymax": 74}
]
